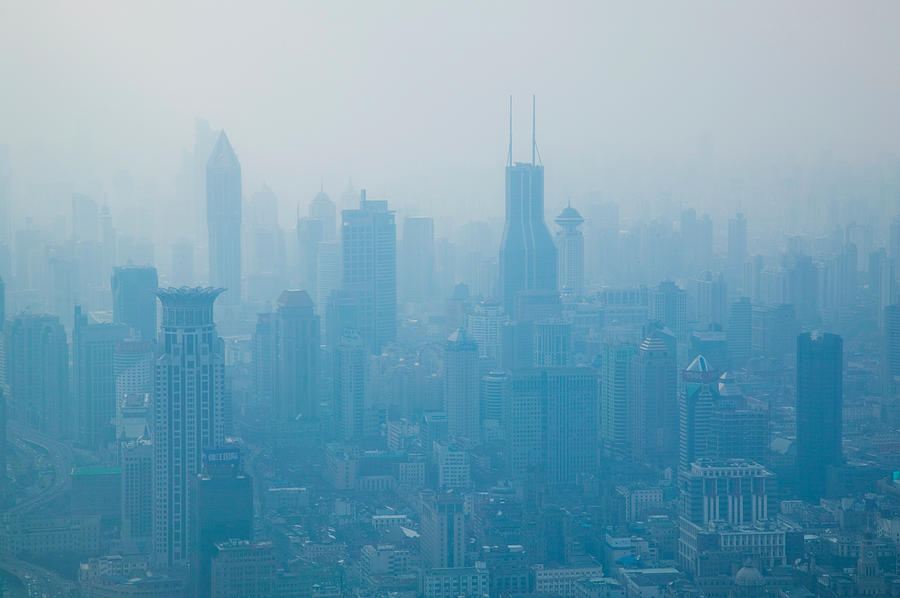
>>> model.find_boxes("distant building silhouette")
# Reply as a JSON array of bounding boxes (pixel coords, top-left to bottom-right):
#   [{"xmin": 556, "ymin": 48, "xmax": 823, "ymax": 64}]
[
  {"xmin": 206, "ymin": 133, "xmax": 242, "ymax": 304},
  {"xmin": 555, "ymin": 204, "xmax": 585, "ymax": 298},
  {"xmin": 111, "ymin": 265, "xmax": 158, "ymax": 343},
  {"xmin": 400, "ymin": 217, "xmax": 435, "ymax": 304},
  {"xmin": 274, "ymin": 290, "xmax": 320, "ymax": 422}
]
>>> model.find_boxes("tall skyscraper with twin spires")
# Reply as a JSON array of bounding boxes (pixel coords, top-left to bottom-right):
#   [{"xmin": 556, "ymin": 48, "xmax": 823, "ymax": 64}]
[
  {"xmin": 206, "ymin": 132, "xmax": 242, "ymax": 304},
  {"xmin": 499, "ymin": 97, "xmax": 557, "ymax": 316}
]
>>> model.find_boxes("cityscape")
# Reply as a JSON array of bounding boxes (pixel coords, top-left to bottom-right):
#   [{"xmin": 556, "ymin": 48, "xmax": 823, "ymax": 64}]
[{"xmin": 2, "ymin": 3, "xmax": 900, "ymax": 598}]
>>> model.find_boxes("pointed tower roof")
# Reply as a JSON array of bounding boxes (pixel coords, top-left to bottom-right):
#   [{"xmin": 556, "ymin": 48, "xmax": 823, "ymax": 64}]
[{"xmin": 207, "ymin": 131, "xmax": 239, "ymax": 171}]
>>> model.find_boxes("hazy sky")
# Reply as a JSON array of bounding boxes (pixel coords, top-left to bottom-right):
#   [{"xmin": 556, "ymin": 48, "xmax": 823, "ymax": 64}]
[{"xmin": 2, "ymin": 1, "xmax": 899, "ymax": 226}]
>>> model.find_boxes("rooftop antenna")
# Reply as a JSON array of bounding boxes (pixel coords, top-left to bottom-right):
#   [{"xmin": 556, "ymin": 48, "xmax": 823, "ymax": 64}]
[
  {"xmin": 507, "ymin": 95, "xmax": 513, "ymax": 167},
  {"xmin": 532, "ymin": 94, "xmax": 543, "ymax": 166}
]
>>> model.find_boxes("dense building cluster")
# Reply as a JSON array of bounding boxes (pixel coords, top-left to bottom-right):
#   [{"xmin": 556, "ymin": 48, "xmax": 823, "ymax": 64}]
[{"xmin": 0, "ymin": 114, "xmax": 899, "ymax": 598}]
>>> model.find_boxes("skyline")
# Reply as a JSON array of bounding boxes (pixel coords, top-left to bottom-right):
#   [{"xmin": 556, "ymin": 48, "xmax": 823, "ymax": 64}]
[{"xmin": 2, "ymin": 2, "xmax": 900, "ymax": 233}]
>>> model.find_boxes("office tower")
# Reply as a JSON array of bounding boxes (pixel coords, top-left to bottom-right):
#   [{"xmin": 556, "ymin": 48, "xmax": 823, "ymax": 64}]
[
  {"xmin": 508, "ymin": 368, "xmax": 598, "ymax": 485},
  {"xmin": 171, "ymin": 238, "xmax": 195, "ymax": 286},
  {"xmin": 435, "ymin": 441, "xmax": 472, "ymax": 490},
  {"xmin": 121, "ymin": 438, "xmax": 153, "ymax": 545},
  {"xmin": 545, "ymin": 368, "xmax": 598, "ymax": 486},
  {"xmin": 500, "ymin": 320, "xmax": 535, "ymax": 371},
  {"xmin": 445, "ymin": 328, "xmax": 480, "ymax": 441},
  {"xmin": 480, "ymin": 370, "xmax": 509, "ymax": 429},
  {"xmin": 678, "ymin": 355, "xmax": 718, "ymax": 471},
  {"xmin": 274, "ymin": 290, "xmax": 320, "ymax": 421},
  {"xmin": 0, "ymin": 274, "xmax": 4, "ymax": 327},
  {"xmin": 555, "ymin": 204, "xmax": 585, "ymax": 298},
  {"xmin": 325, "ymin": 289, "xmax": 362, "ymax": 352},
  {"xmin": 796, "ymin": 332, "xmax": 842, "ymax": 502},
  {"xmin": 252, "ymin": 313, "xmax": 276, "ymax": 412},
  {"xmin": 514, "ymin": 289, "xmax": 561, "ymax": 323},
  {"xmin": 152, "ymin": 287, "xmax": 227, "ymax": 569},
  {"xmin": 341, "ymin": 190, "xmax": 397, "ymax": 353},
  {"xmin": 195, "ymin": 447, "xmax": 253, "ymax": 598},
  {"xmin": 310, "ymin": 188, "xmax": 337, "ymax": 241},
  {"xmin": 0, "ymin": 390, "xmax": 6, "ymax": 487},
  {"xmin": 694, "ymin": 272, "xmax": 727, "ymax": 329},
  {"xmin": 206, "ymin": 132, "xmax": 242, "ymax": 304},
  {"xmin": 111, "ymin": 265, "xmax": 159, "ymax": 342},
  {"xmin": 99, "ymin": 205, "xmax": 116, "ymax": 277},
  {"xmin": 751, "ymin": 304, "xmax": 797, "ymax": 360},
  {"xmin": 533, "ymin": 318, "xmax": 572, "ymax": 367},
  {"xmin": 333, "ymin": 331, "xmax": 366, "ymax": 440},
  {"xmin": 316, "ymin": 241, "xmax": 341, "ymax": 315},
  {"xmin": 728, "ymin": 213, "xmax": 747, "ymax": 290},
  {"xmin": 499, "ymin": 100, "xmax": 557, "ymax": 315},
  {"xmin": 298, "ymin": 216, "xmax": 323, "ymax": 301},
  {"xmin": 72, "ymin": 193, "xmax": 99, "ymax": 243},
  {"xmin": 727, "ymin": 296, "xmax": 752, "ymax": 367},
  {"xmin": 400, "ymin": 217, "xmax": 435, "ymax": 304},
  {"xmin": 421, "ymin": 491, "xmax": 465, "ymax": 569},
  {"xmin": 649, "ymin": 281, "xmax": 687, "ymax": 338},
  {"xmin": 3, "ymin": 313, "xmax": 69, "ymax": 436},
  {"xmin": 73, "ymin": 306, "xmax": 128, "ymax": 448},
  {"xmin": 631, "ymin": 329, "xmax": 677, "ymax": 467},
  {"xmin": 465, "ymin": 300, "xmax": 508, "ymax": 364},
  {"xmin": 708, "ymin": 374, "xmax": 768, "ymax": 464},
  {"xmin": 601, "ymin": 343, "xmax": 637, "ymax": 459},
  {"xmin": 886, "ymin": 305, "xmax": 900, "ymax": 399}
]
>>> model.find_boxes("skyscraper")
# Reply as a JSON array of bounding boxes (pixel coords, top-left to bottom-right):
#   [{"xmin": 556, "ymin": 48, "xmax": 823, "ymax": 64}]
[
  {"xmin": 206, "ymin": 132, "xmax": 242, "ymax": 304},
  {"xmin": 316, "ymin": 240, "xmax": 341, "ymax": 316},
  {"xmin": 601, "ymin": 343, "xmax": 637, "ymax": 459},
  {"xmin": 885, "ymin": 305, "xmax": 900, "ymax": 400},
  {"xmin": 153, "ymin": 287, "xmax": 228, "ymax": 569},
  {"xmin": 333, "ymin": 331, "xmax": 366, "ymax": 440},
  {"xmin": 444, "ymin": 328, "xmax": 480, "ymax": 441},
  {"xmin": 341, "ymin": 190, "xmax": 397, "ymax": 353},
  {"xmin": 111, "ymin": 265, "xmax": 159, "ymax": 343},
  {"xmin": 727, "ymin": 296, "xmax": 752, "ymax": 367},
  {"xmin": 3, "ymin": 313, "xmax": 69, "ymax": 436},
  {"xmin": 297, "ymin": 216, "xmax": 323, "ymax": 302},
  {"xmin": 421, "ymin": 491, "xmax": 465, "ymax": 570},
  {"xmin": 466, "ymin": 300, "xmax": 508, "ymax": 366},
  {"xmin": 555, "ymin": 204, "xmax": 585, "ymax": 298},
  {"xmin": 252, "ymin": 312, "xmax": 276, "ymax": 413},
  {"xmin": 533, "ymin": 318, "xmax": 572, "ymax": 368},
  {"xmin": 678, "ymin": 355, "xmax": 718, "ymax": 471},
  {"xmin": 499, "ymin": 99, "xmax": 557, "ymax": 315},
  {"xmin": 73, "ymin": 306, "xmax": 128, "ymax": 448},
  {"xmin": 796, "ymin": 332, "xmax": 842, "ymax": 502},
  {"xmin": 274, "ymin": 290, "xmax": 320, "ymax": 421},
  {"xmin": 632, "ymin": 329, "xmax": 677, "ymax": 467}
]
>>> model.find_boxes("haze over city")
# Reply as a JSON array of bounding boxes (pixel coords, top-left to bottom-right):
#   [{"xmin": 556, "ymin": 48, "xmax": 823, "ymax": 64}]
[{"xmin": 1, "ymin": 2, "xmax": 900, "ymax": 598}]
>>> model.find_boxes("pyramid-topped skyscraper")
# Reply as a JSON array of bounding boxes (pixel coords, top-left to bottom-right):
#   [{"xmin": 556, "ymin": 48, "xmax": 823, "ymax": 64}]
[{"xmin": 206, "ymin": 131, "xmax": 242, "ymax": 304}]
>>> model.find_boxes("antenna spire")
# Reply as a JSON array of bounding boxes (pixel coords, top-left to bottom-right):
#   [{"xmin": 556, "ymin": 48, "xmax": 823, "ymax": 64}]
[
  {"xmin": 532, "ymin": 94, "xmax": 536, "ymax": 165},
  {"xmin": 507, "ymin": 95, "xmax": 513, "ymax": 167}
]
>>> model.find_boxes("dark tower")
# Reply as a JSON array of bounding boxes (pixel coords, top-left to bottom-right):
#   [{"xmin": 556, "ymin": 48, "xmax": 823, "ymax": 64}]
[
  {"xmin": 499, "ymin": 96, "xmax": 557, "ymax": 315},
  {"xmin": 796, "ymin": 332, "xmax": 842, "ymax": 502}
]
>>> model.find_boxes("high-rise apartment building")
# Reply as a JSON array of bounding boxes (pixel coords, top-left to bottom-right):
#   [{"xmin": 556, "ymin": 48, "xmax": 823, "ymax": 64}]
[
  {"xmin": 796, "ymin": 332, "xmax": 842, "ymax": 502},
  {"xmin": 153, "ymin": 287, "xmax": 228, "ymax": 569},
  {"xmin": 206, "ymin": 133, "xmax": 242, "ymax": 304},
  {"xmin": 111, "ymin": 265, "xmax": 158, "ymax": 342},
  {"xmin": 341, "ymin": 190, "xmax": 397, "ymax": 353},
  {"xmin": 121, "ymin": 438, "xmax": 153, "ymax": 545}
]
